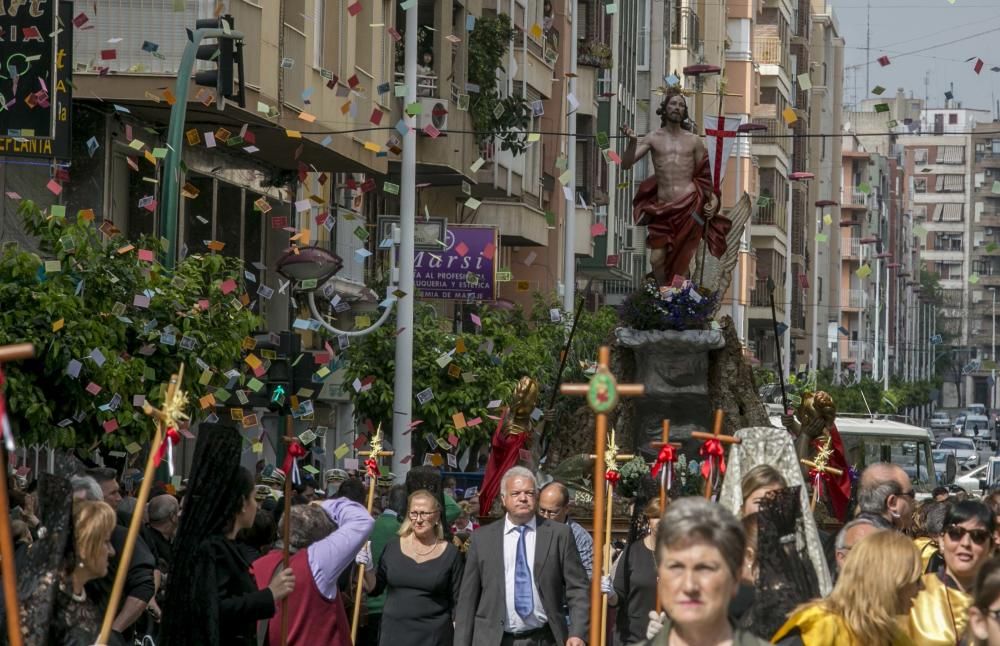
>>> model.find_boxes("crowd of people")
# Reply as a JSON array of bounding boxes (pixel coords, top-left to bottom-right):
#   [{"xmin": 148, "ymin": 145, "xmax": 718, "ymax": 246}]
[{"xmin": 9, "ymin": 428, "xmax": 1000, "ymax": 645}]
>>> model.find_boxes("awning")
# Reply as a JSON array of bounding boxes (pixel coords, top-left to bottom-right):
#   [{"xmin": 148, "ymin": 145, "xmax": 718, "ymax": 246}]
[
  {"xmin": 937, "ymin": 175, "xmax": 964, "ymax": 191},
  {"xmin": 939, "ymin": 146, "xmax": 965, "ymax": 164},
  {"xmin": 934, "ymin": 203, "xmax": 965, "ymax": 222}
]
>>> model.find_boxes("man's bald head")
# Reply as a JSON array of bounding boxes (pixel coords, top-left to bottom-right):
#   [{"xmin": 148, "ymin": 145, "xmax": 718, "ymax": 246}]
[
  {"xmin": 539, "ymin": 482, "xmax": 571, "ymax": 523},
  {"xmin": 858, "ymin": 462, "xmax": 914, "ymax": 531}
]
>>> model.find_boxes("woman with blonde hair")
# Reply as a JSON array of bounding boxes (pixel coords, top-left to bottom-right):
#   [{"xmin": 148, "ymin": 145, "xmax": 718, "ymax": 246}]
[
  {"xmin": 363, "ymin": 489, "xmax": 464, "ymax": 645},
  {"xmin": 19, "ymin": 499, "xmax": 117, "ymax": 645},
  {"xmin": 773, "ymin": 530, "xmax": 922, "ymax": 645}
]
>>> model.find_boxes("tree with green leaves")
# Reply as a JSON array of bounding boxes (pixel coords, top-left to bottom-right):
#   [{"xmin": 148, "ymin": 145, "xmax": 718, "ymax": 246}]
[
  {"xmin": 342, "ymin": 294, "xmax": 617, "ymax": 466},
  {"xmin": 0, "ymin": 200, "xmax": 260, "ymax": 450}
]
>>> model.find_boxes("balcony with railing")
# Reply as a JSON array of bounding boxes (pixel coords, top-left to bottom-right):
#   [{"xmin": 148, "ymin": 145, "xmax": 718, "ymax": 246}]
[
  {"xmin": 842, "ymin": 236, "xmax": 862, "ymax": 259},
  {"xmin": 753, "ymin": 198, "xmax": 788, "ymax": 231},
  {"xmin": 843, "ymin": 289, "xmax": 865, "ymax": 311},
  {"xmin": 394, "ymin": 72, "xmax": 439, "ymax": 98},
  {"xmin": 671, "ymin": 5, "xmax": 701, "ymax": 51},
  {"xmin": 749, "ymin": 278, "xmax": 785, "ymax": 312},
  {"xmin": 841, "ymin": 187, "xmax": 870, "ymax": 209},
  {"xmin": 839, "ymin": 340, "xmax": 863, "ymax": 363},
  {"xmin": 753, "ymin": 36, "xmax": 789, "ymax": 69},
  {"xmin": 750, "ymin": 119, "xmax": 792, "ymax": 159}
]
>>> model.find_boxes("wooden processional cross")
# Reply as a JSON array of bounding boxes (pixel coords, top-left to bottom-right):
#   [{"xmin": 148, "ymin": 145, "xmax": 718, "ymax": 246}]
[
  {"xmin": 0, "ymin": 343, "xmax": 35, "ymax": 646},
  {"xmin": 690, "ymin": 410, "xmax": 740, "ymax": 500},
  {"xmin": 99, "ymin": 365, "xmax": 190, "ymax": 646},
  {"xmin": 351, "ymin": 425, "xmax": 393, "ymax": 644},
  {"xmin": 589, "ymin": 429, "xmax": 634, "ymax": 643},
  {"xmin": 649, "ymin": 421, "xmax": 681, "ymax": 615},
  {"xmin": 561, "ymin": 346, "xmax": 644, "ymax": 646}
]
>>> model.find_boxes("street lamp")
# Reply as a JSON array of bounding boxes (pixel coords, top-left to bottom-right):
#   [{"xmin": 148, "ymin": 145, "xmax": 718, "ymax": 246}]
[{"xmin": 275, "ymin": 229, "xmax": 401, "ymax": 338}]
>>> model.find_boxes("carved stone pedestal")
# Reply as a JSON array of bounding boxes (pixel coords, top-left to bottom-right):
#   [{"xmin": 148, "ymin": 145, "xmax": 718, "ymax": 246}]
[{"xmin": 616, "ymin": 327, "xmax": 725, "ymax": 456}]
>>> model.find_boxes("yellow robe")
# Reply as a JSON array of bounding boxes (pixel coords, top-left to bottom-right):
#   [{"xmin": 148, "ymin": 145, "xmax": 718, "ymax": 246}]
[
  {"xmin": 913, "ymin": 537, "xmax": 940, "ymax": 573},
  {"xmin": 906, "ymin": 572, "xmax": 971, "ymax": 646},
  {"xmin": 771, "ymin": 605, "xmax": 913, "ymax": 646}
]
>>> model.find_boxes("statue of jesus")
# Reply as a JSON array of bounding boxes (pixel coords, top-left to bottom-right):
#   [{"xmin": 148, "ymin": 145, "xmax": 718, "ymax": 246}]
[{"xmin": 621, "ymin": 87, "xmax": 733, "ymax": 286}]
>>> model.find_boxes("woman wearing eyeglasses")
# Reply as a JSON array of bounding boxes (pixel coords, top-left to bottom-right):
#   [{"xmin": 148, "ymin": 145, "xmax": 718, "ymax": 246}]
[
  {"xmin": 908, "ymin": 500, "xmax": 996, "ymax": 645},
  {"xmin": 364, "ymin": 489, "xmax": 464, "ymax": 646}
]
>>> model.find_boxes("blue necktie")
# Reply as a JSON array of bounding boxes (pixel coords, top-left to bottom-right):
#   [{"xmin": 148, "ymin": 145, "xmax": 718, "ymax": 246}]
[{"xmin": 514, "ymin": 525, "xmax": 534, "ymax": 618}]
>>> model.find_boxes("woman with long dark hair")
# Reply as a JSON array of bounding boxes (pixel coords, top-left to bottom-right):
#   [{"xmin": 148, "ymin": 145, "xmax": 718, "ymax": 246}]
[{"xmin": 160, "ymin": 427, "xmax": 295, "ymax": 645}]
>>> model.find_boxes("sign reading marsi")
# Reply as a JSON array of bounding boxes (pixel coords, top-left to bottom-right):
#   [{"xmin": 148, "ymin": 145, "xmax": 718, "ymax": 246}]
[
  {"xmin": 0, "ymin": 0, "xmax": 72, "ymax": 158},
  {"xmin": 377, "ymin": 217, "xmax": 498, "ymax": 301}
]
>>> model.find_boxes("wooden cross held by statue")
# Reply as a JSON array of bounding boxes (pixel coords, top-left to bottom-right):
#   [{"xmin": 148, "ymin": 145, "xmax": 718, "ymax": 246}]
[
  {"xmin": 589, "ymin": 428, "xmax": 634, "ymax": 645},
  {"xmin": 351, "ymin": 425, "xmax": 393, "ymax": 643},
  {"xmin": 98, "ymin": 364, "xmax": 189, "ymax": 646},
  {"xmin": 801, "ymin": 436, "xmax": 843, "ymax": 512},
  {"xmin": 0, "ymin": 342, "xmax": 34, "ymax": 646},
  {"xmin": 561, "ymin": 346, "xmax": 644, "ymax": 646},
  {"xmin": 690, "ymin": 410, "xmax": 740, "ymax": 500}
]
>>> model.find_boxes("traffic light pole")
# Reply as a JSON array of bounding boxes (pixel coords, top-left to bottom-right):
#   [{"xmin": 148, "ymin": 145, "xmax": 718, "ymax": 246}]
[{"xmin": 159, "ymin": 26, "xmax": 243, "ymax": 269}]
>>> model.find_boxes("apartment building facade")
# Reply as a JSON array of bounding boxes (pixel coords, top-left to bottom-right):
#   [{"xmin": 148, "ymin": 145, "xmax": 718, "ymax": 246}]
[{"xmin": 898, "ymin": 107, "xmax": 990, "ymax": 406}]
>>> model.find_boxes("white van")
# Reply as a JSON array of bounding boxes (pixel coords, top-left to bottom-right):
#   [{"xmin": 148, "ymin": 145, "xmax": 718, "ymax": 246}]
[{"xmin": 770, "ymin": 414, "xmax": 939, "ymax": 497}]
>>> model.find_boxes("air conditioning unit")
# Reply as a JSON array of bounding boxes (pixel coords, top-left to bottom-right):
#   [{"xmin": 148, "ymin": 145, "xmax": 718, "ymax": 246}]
[{"xmin": 416, "ymin": 98, "xmax": 449, "ymax": 131}]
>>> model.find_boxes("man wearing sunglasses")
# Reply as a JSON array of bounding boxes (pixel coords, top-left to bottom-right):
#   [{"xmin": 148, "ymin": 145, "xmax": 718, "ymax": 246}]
[{"xmin": 856, "ymin": 463, "xmax": 916, "ymax": 533}]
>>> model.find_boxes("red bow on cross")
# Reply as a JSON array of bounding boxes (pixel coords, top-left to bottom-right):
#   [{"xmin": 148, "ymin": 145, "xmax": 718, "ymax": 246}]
[
  {"xmin": 153, "ymin": 427, "xmax": 181, "ymax": 468},
  {"xmin": 605, "ymin": 470, "xmax": 621, "ymax": 485},
  {"xmin": 651, "ymin": 445, "xmax": 677, "ymax": 478},
  {"xmin": 699, "ymin": 439, "xmax": 726, "ymax": 479},
  {"xmin": 365, "ymin": 457, "xmax": 379, "ymax": 478},
  {"xmin": 282, "ymin": 441, "xmax": 306, "ymax": 474}
]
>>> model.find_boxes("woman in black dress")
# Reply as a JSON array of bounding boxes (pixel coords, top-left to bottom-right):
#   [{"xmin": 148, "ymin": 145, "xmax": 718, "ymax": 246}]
[
  {"xmin": 604, "ymin": 497, "xmax": 659, "ymax": 646},
  {"xmin": 364, "ymin": 489, "xmax": 463, "ymax": 646},
  {"xmin": 161, "ymin": 427, "xmax": 295, "ymax": 646}
]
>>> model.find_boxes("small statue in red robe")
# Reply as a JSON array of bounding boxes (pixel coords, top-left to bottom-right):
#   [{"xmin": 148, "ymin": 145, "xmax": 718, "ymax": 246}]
[
  {"xmin": 621, "ymin": 87, "xmax": 732, "ymax": 285},
  {"xmin": 478, "ymin": 376, "xmax": 540, "ymax": 517},
  {"xmin": 783, "ymin": 390, "xmax": 852, "ymax": 521}
]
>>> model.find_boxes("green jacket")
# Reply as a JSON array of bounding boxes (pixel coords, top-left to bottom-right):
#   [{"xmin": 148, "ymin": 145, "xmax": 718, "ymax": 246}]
[
  {"xmin": 365, "ymin": 511, "xmax": 402, "ymax": 614},
  {"xmin": 631, "ymin": 619, "xmax": 771, "ymax": 646}
]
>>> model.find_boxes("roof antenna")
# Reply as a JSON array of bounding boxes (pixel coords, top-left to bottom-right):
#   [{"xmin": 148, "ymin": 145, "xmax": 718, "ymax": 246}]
[{"xmin": 859, "ymin": 388, "xmax": 874, "ymax": 422}]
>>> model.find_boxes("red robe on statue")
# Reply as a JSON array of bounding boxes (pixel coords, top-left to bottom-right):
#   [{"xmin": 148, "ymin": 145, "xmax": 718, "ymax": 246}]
[
  {"xmin": 817, "ymin": 424, "xmax": 852, "ymax": 522},
  {"xmin": 478, "ymin": 408, "xmax": 529, "ymax": 517},
  {"xmin": 632, "ymin": 154, "xmax": 732, "ymax": 281}
]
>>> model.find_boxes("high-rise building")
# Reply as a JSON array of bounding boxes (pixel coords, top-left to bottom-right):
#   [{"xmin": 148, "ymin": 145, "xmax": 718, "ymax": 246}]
[{"xmin": 898, "ymin": 105, "xmax": 990, "ymax": 406}]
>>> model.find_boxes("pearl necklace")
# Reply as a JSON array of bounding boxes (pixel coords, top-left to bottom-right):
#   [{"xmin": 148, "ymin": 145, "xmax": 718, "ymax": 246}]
[{"xmin": 410, "ymin": 537, "xmax": 439, "ymax": 556}]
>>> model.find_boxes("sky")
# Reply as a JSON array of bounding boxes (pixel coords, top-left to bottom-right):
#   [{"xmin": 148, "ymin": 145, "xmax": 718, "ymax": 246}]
[{"xmin": 834, "ymin": 0, "xmax": 1000, "ymax": 114}]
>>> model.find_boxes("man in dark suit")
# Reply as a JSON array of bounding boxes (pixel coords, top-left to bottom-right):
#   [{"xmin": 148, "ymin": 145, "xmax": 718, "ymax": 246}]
[{"xmin": 455, "ymin": 466, "xmax": 589, "ymax": 646}]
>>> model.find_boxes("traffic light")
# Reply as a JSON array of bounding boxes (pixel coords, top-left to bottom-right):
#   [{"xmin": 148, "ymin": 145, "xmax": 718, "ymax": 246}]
[{"xmin": 194, "ymin": 15, "xmax": 246, "ymax": 108}]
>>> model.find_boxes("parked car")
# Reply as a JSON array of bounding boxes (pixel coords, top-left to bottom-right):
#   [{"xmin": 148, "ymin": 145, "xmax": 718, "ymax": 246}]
[
  {"xmin": 933, "ymin": 449, "xmax": 958, "ymax": 484},
  {"xmin": 953, "ymin": 414, "xmax": 967, "ymax": 436},
  {"xmin": 937, "ymin": 437, "xmax": 979, "ymax": 471},
  {"xmin": 962, "ymin": 415, "xmax": 993, "ymax": 445},
  {"xmin": 955, "ymin": 463, "xmax": 988, "ymax": 495},
  {"xmin": 930, "ymin": 412, "xmax": 951, "ymax": 432},
  {"xmin": 969, "ymin": 404, "xmax": 988, "ymax": 417}
]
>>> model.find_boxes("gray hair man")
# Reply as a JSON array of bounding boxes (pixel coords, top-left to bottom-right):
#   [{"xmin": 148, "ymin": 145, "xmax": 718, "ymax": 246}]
[
  {"xmin": 455, "ymin": 466, "xmax": 589, "ymax": 646},
  {"xmin": 856, "ymin": 463, "xmax": 916, "ymax": 532},
  {"xmin": 538, "ymin": 481, "xmax": 593, "ymax": 578},
  {"xmin": 833, "ymin": 517, "xmax": 884, "ymax": 572}
]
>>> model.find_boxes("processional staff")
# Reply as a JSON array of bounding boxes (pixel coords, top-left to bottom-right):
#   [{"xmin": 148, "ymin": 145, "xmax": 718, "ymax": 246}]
[
  {"xmin": 560, "ymin": 346, "xmax": 644, "ymax": 646},
  {"xmin": 351, "ymin": 425, "xmax": 393, "ymax": 644},
  {"xmin": 691, "ymin": 410, "xmax": 740, "ymax": 500}
]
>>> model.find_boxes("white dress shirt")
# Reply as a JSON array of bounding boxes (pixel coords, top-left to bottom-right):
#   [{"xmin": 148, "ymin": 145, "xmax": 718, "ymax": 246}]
[{"xmin": 503, "ymin": 515, "xmax": 548, "ymax": 633}]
